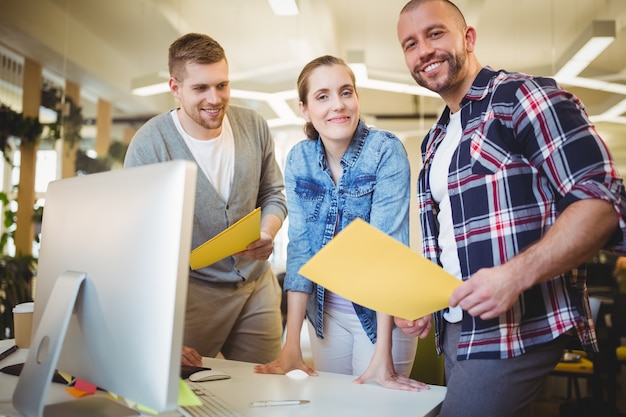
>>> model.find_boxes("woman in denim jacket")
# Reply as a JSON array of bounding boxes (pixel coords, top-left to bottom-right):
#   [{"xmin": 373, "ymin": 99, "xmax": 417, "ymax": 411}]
[{"xmin": 255, "ymin": 55, "xmax": 427, "ymax": 391}]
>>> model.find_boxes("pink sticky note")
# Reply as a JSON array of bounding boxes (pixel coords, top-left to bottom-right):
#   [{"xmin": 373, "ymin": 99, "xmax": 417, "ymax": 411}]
[{"xmin": 74, "ymin": 378, "xmax": 97, "ymax": 394}]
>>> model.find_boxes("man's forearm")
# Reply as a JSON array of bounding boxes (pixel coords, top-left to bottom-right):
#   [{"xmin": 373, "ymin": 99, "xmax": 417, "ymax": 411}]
[{"xmin": 506, "ymin": 198, "xmax": 618, "ymax": 290}]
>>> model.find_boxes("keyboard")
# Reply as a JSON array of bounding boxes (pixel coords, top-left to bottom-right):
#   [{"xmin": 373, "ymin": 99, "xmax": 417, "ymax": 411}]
[{"xmin": 179, "ymin": 381, "xmax": 241, "ymax": 417}]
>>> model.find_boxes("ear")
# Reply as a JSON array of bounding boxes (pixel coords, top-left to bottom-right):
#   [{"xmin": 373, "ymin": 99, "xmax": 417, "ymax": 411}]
[
  {"xmin": 169, "ymin": 77, "xmax": 180, "ymax": 98},
  {"xmin": 465, "ymin": 26, "xmax": 477, "ymax": 53},
  {"xmin": 298, "ymin": 102, "xmax": 310, "ymax": 122}
]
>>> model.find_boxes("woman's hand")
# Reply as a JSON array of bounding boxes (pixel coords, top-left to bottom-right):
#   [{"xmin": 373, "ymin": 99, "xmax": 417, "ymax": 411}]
[
  {"xmin": 353, "ymin": 350, "xmax": 429, "ymax": 391},
  {"xmin": 394, "ymin": 316, "xmax": 432, "ymax": 338},
  {"xmin": 253, "ymin": 344, "xmax": 317, "ymax": 376}
]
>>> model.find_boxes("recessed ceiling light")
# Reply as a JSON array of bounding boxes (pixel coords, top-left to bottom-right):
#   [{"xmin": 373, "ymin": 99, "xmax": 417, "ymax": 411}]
[{"xmin": 268, "ymin": 0, "xmax": 299, "ymax": 16}]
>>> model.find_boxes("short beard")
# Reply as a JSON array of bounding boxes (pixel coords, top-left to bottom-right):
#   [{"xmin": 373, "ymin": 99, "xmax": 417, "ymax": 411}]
[{"xmin": 412, "ymin": 52, "xmax": 466, "ymax": 95}]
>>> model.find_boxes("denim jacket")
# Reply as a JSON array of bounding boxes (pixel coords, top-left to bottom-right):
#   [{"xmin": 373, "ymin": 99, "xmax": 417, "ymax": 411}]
[{"xmin": 283, "ymin": 120, "xmax": 410, "ymax": 343}]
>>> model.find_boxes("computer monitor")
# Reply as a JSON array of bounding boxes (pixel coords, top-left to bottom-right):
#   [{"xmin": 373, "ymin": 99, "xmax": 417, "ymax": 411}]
[{"xmin": 12, "ymin": 160, "xmax": 197, "ymax": 417}]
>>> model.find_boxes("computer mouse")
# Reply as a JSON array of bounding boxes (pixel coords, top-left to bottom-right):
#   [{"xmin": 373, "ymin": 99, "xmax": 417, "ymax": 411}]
[
  {"xmin": 188, "ymin": 369, "xmax": 231, "ymax": 382},
  {"xmin": 285, "ymin": 369, "xmax": 308, "ymax": 379}
]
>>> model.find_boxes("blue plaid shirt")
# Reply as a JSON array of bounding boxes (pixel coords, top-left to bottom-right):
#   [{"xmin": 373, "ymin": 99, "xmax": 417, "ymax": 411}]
[{"xmin": 420, "ymin": 67, "xmax": 626, "ymax": 359}]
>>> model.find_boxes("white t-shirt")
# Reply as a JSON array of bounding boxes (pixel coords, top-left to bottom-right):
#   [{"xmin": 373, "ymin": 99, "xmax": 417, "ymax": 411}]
[
  {"xmin": 429, "ymin": 111, "xmax": 463, "ymax": 323},
  {"xmin": 172, "ymin": 110, "xmax": 235, "ymax": 203}
]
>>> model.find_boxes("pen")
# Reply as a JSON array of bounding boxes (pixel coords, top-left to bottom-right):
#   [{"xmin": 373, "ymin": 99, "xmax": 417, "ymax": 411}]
[
  {"xmin": 249, "ymin": 400, "xmax": 310, "ymax": 407},
  {"xmin": 0, "ymin": 344, "xmax": 18, "ymax": 362}
]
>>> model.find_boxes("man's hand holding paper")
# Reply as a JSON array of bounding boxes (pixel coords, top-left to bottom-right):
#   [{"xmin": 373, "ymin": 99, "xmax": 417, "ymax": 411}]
[
  {"xmin": 237, "ymin": 229, "xmax": 275, "ymax": 261},
  {"xmin": 189, "ymin": 208, "xmax": 261, "ymax": 270},
  {"xmin": 237, "ymin": 210, "xmax": 284, "ymax": 261}
]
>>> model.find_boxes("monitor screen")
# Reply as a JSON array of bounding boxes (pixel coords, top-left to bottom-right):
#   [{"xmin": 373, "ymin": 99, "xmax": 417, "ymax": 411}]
[{"xmin": 13, "ymin": 160, "xmax": 197, "ymax": 416}]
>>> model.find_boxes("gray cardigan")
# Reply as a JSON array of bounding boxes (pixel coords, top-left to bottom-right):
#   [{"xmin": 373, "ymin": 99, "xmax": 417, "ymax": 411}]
[{"xmin": 124, "ymin": 105, "xmax": 287, "ymax": 284}]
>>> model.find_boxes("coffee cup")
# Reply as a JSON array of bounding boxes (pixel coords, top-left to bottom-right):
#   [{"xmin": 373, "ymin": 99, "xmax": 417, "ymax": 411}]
[{"xmin": 12, "ymin": 302, "xmax": 34, "ymax": 348}]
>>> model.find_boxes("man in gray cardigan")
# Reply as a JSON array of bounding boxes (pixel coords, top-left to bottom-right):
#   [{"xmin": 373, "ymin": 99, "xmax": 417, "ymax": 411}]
[{"xmin": 124, "ymin": 33, "xmax": 287, "ymax": 365}]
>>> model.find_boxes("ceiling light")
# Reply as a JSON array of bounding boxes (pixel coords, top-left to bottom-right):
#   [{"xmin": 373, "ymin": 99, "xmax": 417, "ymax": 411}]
[
  {"xmin": 357, "ymin": 78, "xmax": 440, "ymax": 98},
  {"xmin": 554, "ymin": 20, "xmax": 615, "ymax": 80},
  {"xmin": 563, "ymin": 77, "xmax": 626, "ymax": 95},
  {"xmin": 590, "ymin": 98, "xmax": 626, "ymax": 125},
  {"xmin": 131, "ymin": 72, "xmax": 170, "ymax": 96},
  {"xmin": 268, "ymin": 0, "xmax": 299, "ymax": 16},
  {"xmin": 345, "ymin": 50, "xmax": 439, "ymax": 97},
  {"xmin": 231, "ymin": 88, "xmax": 299, "ymax": 120}
]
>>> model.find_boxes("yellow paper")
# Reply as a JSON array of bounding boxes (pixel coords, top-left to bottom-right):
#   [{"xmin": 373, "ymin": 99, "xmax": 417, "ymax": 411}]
[
  {"xmin": 190, "ymin": 208, "xmax": 261, "ymax": 270},
  {"xmin": 298, "ymin": 218, "xmax": 461, "ymax": 320}
]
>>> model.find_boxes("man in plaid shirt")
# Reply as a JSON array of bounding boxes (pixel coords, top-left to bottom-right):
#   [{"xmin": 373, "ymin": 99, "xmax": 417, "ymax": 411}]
[{"xmin": 395, "ymin": 1, "xmax": 626, "ymax": 416}]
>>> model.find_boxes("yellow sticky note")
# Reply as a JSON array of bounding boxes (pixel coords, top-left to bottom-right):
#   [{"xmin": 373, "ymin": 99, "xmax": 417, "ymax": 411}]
[
  {"xmin": 299, "ymin": 218, "xmax": 461, "ymax": 320},
  {"xmin": 190, "ymin": 208, "xmax": 261, "ymax": 270},
  {"xmin": 178, "ymin": 379, "xmax": 202, "ymax": 406},
  {"xmin": 131, "ymin": 379, "xmax": 201, "ymax": 415},
  {"xmin": 135, "ymin": 402, "xmax": 158, "ymax": 415},
  {"xmin": 58, "ymin": 370, "xmax": 73, "ymax": 383}
]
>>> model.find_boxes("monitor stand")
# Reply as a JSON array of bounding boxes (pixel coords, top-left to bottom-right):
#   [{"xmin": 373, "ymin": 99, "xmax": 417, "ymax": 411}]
[{"xmin": 11, "ymin": 271, "xmax": 140, "ymax": 417}]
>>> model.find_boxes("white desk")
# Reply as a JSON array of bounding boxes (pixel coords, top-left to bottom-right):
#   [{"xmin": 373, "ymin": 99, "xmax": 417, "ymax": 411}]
[{"xmin": 0, "ymin": 339, "xmax": 446, "ymax": 417}]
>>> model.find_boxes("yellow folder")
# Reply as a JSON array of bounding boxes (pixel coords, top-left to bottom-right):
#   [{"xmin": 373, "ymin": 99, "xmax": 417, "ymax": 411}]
[
  {"xmin": 298, "ymin": 218, "xmax": 461, "ymax": 320},
  {"xmin": 190, "ymin": 208, "xmax": 261, "ymax": 270}
]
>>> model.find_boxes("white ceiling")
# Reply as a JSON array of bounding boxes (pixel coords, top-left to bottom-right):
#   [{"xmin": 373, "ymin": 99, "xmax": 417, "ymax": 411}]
[{"xmin": 1, "ymin": 0, "xmax": 626, "ymax": 171}]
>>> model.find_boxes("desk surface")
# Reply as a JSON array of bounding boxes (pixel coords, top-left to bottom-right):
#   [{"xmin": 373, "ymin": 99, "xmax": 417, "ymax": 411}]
[{"xmin": 0, "ymin": 339, "xmax": 446, "ymax": 417}]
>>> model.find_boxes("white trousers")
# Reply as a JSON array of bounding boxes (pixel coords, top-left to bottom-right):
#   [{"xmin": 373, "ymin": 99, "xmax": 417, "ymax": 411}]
[{"xmin": 307, "ymin": 306, "xmax": 418, "ymax": 377}]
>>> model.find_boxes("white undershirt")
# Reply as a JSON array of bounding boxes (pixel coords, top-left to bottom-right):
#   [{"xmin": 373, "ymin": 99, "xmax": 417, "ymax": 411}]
[
  {"xmin": 171, "ymin": 110, "xmax": 235, "ymax": 203},
  {"xmin": 429, "ymin": 111, "xmax": 463, "ymax": 323}
]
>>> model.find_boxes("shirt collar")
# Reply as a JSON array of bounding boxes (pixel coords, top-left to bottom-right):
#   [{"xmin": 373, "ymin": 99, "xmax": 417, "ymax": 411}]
[
  {"xmin": 460, "ymin": 66, "xmax": 497, "ymax": 106},
  {"xmin": 433, "ymin": 66, "xmax": 497, "ymax": 128},
  {"xmin": 316, "ymin": 119, "xmax": 368, "ymax": 168}
]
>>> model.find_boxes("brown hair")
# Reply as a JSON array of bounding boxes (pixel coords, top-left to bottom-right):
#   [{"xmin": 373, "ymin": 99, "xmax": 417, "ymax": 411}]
[
  {"xmin": 168, "ymin": 33, "xmax": 226, "ymax": 82},
  {"xmin": 296, "ymin": 55, "xmax": 357, "ymax": 140}
]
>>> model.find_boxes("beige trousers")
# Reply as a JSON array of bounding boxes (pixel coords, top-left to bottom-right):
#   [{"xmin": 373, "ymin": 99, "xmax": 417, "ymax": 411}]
[{"xmin": 184, "ymin": 268, "xmax": 283, "ymax": 364}]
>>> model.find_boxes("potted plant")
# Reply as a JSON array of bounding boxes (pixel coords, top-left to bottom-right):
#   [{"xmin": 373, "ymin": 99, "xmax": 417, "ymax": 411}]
[
  {"xmin": 0, "ymin": 253, "xmax": 35, "ymax": 338},
  {"xmin": 0, "ymin": 83, "xmax": 84, "ymax": 338},
  {"xmin": 0, "ymin": 103, "xmax": 41, "ymax": 162},
  {"xmin": 0, "ymin": 192, "xmax": 36, "ymax": 338}
]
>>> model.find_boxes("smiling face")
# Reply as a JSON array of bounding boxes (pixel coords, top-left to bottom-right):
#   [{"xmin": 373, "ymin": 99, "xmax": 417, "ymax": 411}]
[
  {"xmin": 299, "ymin": 64, "xmax": 360, "ymax": 146},
  {"xmin": 169, "ymin": 59, "xmax": 230, "ymax": 139},
  {"xmin": 397, "ymin": 0, "xmax": 478, "ymax": 109}
]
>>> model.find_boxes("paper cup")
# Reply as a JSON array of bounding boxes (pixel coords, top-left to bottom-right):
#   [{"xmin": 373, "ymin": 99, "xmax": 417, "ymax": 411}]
[{"xmin": 12, "ymin": 302, "xmax": 34, "ymax": 348}]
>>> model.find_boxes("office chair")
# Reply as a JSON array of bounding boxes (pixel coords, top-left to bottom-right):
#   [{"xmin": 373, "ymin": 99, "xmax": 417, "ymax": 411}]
[
  {"xmin": 551, "ymin": 350, "xmax": 595, "ymax": 400},
  {"xmin": 617, "ymin": 346, "xmax": 626, "ymax": 365},
  {"xmin": 549, "ymin": 297, "xmax": 602, "ymax": 401},
  {"xmin": 607, "ymin": 292, "xmax": 626, "ymax": 409},
  {"xmin": 410, "ymin": 327, "xmax": 445, "ymax": 386}
]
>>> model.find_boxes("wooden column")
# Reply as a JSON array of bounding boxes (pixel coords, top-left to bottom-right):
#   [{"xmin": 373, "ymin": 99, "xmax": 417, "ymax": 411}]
[
  {"xmin": 95, "ymin": 98, "xmax": 112, "ymax": 156},
  {"xmin": 123, "ymin": 127, "xmax": 137, "ymax": 145},
  {"xmin": 61, "ymin": 80, "xmax": 80, "ymax": 178},
  {"xmin": 14, "ymin": 58, "xmax": 42, "ymax": 256}
]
